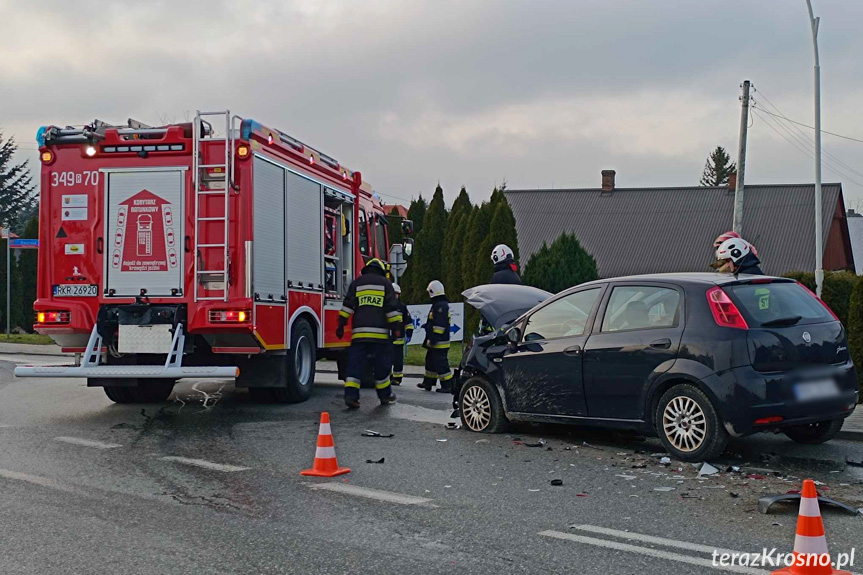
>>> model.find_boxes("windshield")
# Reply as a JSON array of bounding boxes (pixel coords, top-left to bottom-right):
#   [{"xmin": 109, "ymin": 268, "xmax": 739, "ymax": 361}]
[{"xmin": 726, "ymin": 282, "xmax": 834, "ymax": 327}]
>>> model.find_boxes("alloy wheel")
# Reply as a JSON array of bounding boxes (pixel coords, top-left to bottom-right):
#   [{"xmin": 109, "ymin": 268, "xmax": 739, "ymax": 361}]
[
  {"xmin": 462, "ymin": 385, "xmax": 492, "ymax": 431},
  {"xmin": 662, "ymin": 396, "xmax": 707, "ymax": 452}
]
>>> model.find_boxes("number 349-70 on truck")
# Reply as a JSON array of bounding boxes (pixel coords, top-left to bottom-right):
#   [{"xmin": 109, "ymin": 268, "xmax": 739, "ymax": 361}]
[{"xmin": 16, "ymin": 111, "xmax": 413, "ymax": 404}]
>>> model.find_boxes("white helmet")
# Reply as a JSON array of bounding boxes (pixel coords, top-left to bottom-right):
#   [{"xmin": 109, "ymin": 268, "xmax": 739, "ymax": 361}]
[
  {"xmin": 715, "ymin": 237, "xmax": 752, "ymax": 264},
  {"xmin": 427, "ymin": 280, "xmax": 445, "ymax": 298},
  {"xmin": 491, "ymin": 244, "xmax": 514, "ymax": 264}
]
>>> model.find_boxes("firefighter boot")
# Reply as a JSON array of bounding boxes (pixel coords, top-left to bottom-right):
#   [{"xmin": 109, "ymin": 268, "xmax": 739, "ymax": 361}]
[
  {"xmin": 379, "ymin": 394, "xmax": 397, "ymax": 406},
  {"xmin": 435, "ymin": 380, "xmax": 453, "ymax": 393},
  {"xmin": 391, "ymin": 374, "xmax": 403, "ymax": 386},
  {"xmin": 417, "ymin": 377, "xmax": 435, "ymax": 391}
]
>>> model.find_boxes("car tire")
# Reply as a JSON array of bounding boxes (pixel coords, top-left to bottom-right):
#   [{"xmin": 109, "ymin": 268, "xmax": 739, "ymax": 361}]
[
  {"xmin": 655, "ymin": 384, "xmax": 728, "ymax": 462},
  {"xmin": 459, "ymin": 377, "xmax": 508, "ymax": 433},
  {"xmin": 782, "ymin": 418, "xmax": 844, "ymax": 445},
  {"xmin": 271, "ymin": 319, "xmax": 316, "ymax": 404}
]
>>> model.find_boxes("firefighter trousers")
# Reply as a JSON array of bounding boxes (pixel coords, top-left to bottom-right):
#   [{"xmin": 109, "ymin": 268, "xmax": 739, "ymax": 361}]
[
  {"xmin": 344, "ymin": 341, "xmax": 393, "ymax": 401},
  {"xmin": 421, "ymin": 347, "xmax": 452, "ymax": 390},
  {"xmin": 391, "ymin": 340, "xmax": 407, "ymax": 384}
]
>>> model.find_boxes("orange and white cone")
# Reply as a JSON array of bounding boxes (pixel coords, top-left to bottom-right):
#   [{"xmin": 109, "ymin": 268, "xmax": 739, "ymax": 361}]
[
  {"xmin": 772, "ymin": 479, "xmax": 851, "ymax": 575},
  {"xmin": 301, "ymin": 412, "xmax": 350, "ymax": 477}
]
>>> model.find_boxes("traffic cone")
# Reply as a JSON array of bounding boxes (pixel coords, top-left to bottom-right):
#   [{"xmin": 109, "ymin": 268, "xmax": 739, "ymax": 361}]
[
  {"xmin": 771, "ymin": 479, "xmax": 851, "ymax": 575},
  {"xmin": 301, "ymin": 412, "xmax": 350, "ymax": 477}
]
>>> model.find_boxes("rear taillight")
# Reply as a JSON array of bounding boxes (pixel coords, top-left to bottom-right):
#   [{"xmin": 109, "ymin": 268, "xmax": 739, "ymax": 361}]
[
  {"xmin": 796, "ymin": 281, "xmax": 840, "ymax": 321},
  {"xmin": 36, "ymin": 311, "xmax": 70, "ymax": 324},
  {"xmin": 706, "ymin": 287, "xmax": 748, "ymax": 329},
  {"xmin": 209, "ymin": 309, "xmax": 250, "ymax": 323}
]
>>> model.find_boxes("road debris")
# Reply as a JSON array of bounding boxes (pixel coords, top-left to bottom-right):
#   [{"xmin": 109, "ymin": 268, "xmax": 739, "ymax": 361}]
[
  {"xmin": 550, "ymin": 479, "xmax": 563, "ymax": 486},
  {"xmin": 575, "ymin": 493, "xmax": 588, "ymax": 498},
  {"xmin": 696, "ymin": 462, "xmax": 720, "ymax": 478},
  {"xmin": 436, "ymin": 439, "xmax": 448, "ymax": 442},
  {"xmin": 365, "ymin": 458, "xmax": 385, "ymax": 464},
  {"xmin": 659, "ymin": 457, "xmax": 671, "ymax": 466},
  {"xmin": 759, "ymin": 493, "xmax": 861, "ymax": 516},
  {"xmin": 523, "ymin": 439, "xmax": 546, "ymax": 448},
  {"xmin": 847, "ymin": 456, "xmax": 863, "ymax": 468},
  {"xmin": 445, "ymin": 422, "xmax": 460, "ymax": 430},
  {"xmin": 475, "ymin": 439, "xmax": 490, "ymax": 444},
  {"xmin": 362, "ymin": 430, "xmax": 394, "ymax": 438},
  {"xmin": 528, "ymin": 489, "xmax": 541, "ymax": 492},
  {"xmin": 654, "ymin": 487, "xmax": 676, "ymax": 492},
  {"xmin": 615, "ymin": 475, "xmax": 637, "ymax": 481}
]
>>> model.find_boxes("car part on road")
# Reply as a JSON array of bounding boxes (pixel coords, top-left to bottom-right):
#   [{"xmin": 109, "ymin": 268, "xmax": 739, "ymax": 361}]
[
  {"xmin": 366, "ymin": 458, "xmax": 385, "ymax": 464},
  {"xmin": 362, "ymin": 430, "xmax": 394, "ymax": 438},
  {"xmin": 550, "ymin": 479, "xmax": 563, "ymax": 486},
  {"xmin": 459, "ymin": 376, "xmax": 508, "ymax": 433},
  {"xmin": 696, "ymin": 462, "xmax": 719, "ymax": 477},
  {"xmin": 655, "ymin": 384, "xmax": 728, "ymax": 462},
  {"xmin": 847, "ymin": 456, "xmax": 863, "ymax": 468},
  {"xmin": 758, "ymin": 493, "xmax": 860, "ymax": 516},
  {"xmin": 782, "ymin": 418, "xmax": 844, "ymax": 444}
]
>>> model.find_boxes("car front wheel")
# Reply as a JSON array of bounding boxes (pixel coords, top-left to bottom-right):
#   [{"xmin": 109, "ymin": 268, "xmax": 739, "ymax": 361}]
[
  {"xmin": 459, "ymin": 377, "xmax": 507, "ymax": 433},
  {"xmin": 655, "ymin": 384, "xmax": 728, "ymax": 462},
  {"xmin": 782, "ymin": 419, "xmax": 844, "ymax": 444}
]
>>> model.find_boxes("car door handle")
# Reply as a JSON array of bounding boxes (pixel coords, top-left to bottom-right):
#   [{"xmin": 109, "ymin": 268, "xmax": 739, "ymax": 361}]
[
  {"xmin": 563, "ymin": 345, "xmax": 582, "ymax": 357},
  {"xmin": 649, "ymin": 338, "xmax": 672, "ymax": 350}
]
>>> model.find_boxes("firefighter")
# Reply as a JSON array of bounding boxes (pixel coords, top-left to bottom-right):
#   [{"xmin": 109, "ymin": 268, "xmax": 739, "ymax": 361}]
[
  {"xmin": 391, "ymin": 283, "xmax": 413, "ymax": 386},
  {"xmin": 418, "ymin": 280, "xmax": 453, "ymax": 393},
  {"xmin": 713, "ymin": 237, "xmax": 764, "ymax": 275},
  {"xmin": 335, "ymin": 258, "xmax": 402, "ymax": 409},
  {"xmin": 490, "ymin": 244, "xmax": 522, "ymax": 285}
]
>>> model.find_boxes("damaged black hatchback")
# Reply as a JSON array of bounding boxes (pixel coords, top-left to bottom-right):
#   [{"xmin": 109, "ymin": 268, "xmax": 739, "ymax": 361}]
[{"xmin": 455, "ymin": 274, "xmax": 858, "ymax": 461}]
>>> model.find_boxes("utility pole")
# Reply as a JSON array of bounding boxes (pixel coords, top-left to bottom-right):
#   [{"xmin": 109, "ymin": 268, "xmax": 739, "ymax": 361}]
[
  {"xmin": 4, "ymin": 229, "xmax": 9, "ymax": 339},
  {"xmin": 805, "ymin": 0, "xmax": 824, "ymax": 297},
  {"xmin": 732, "ymin": 80, "xmax": 751, "ymax": 235}
]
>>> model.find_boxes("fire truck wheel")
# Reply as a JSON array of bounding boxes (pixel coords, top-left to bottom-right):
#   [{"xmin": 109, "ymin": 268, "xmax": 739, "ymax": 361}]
[
  {"xmin": 271, "ymin": 318, "xmax": 316, "ymax": 403},
  {"xmin": 103, "ymin": 385, "xmax": 134, "ymax": 404}
]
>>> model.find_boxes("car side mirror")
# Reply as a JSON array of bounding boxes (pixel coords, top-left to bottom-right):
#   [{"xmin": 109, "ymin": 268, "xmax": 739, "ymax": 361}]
[
  {"xmin": 402, "ymin": 238, "xmax": 414, "ymax": 259},
  {"xmin": 401, "ymin": 219, "xmax": 414, "ymax": 235},
  {"xmin": 506, "ymin": 327, "xmax": 521, "ymax": 345}
]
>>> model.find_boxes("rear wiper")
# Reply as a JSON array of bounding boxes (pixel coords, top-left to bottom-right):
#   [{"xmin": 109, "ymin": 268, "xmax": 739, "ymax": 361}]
[{"xmin": 761, "ymin": 315, "xmax": 803, "ymax": 327}]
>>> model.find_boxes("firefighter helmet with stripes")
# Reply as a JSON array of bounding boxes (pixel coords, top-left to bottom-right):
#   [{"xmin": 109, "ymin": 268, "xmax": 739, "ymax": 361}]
[{"xmin": 427, "ymin": 280, "xmax": 445, "ymax": 298}]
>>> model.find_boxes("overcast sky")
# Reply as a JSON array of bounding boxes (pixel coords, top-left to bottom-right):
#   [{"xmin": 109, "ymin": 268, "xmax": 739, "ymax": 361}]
[{"xmin": 2, "ymin": 0, "xmax": 862, "ymax": 209}]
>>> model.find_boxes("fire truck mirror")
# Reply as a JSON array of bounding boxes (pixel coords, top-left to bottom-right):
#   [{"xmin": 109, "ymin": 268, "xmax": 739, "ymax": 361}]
[
  {"xmin": 401, "ymin": 219, "xmax": 414, "ymax": 235},
  {"xmin": 403, "ymin": 238, "xmax": 414, "ymax": 259}
]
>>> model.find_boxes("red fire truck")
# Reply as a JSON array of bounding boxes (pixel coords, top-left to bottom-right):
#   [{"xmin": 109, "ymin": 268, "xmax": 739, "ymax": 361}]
[{"xmin": 15, "ymin": 111, "xmax": 413, "ymax": 403}]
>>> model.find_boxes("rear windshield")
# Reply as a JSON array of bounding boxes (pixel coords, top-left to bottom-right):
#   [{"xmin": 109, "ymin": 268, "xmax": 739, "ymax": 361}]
[{"xmin": 726, "ymin": 282, "xmax": 834, "ymax": 327}]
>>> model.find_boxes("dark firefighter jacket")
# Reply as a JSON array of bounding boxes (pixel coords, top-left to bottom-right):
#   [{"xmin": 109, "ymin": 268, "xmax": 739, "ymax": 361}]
[
  {"xmin": 423, "ymin": 295, "xmax": 451, "ymax": 349},
  {"xmin": 338, "ymin": 268, "xmax": 402, "ymax": 343},
  {"xmin": 392, "ymin": 300, "xmax": 413, "ymax": 345},
  {"xmin": 491, "ymin": 260, "xmax": 522, "ymax": 285},
  {"xmin": 736, "ymin": 252, "xmax": 764, "ymax": 276}
]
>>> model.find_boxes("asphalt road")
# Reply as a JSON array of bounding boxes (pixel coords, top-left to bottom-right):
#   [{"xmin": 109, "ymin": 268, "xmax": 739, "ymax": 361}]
[{"xmin": 0, "ymin": 354, "xmax": 861, "ymax": 575}]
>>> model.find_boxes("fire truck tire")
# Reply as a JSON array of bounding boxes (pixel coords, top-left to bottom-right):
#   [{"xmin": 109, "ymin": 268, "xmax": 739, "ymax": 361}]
[
  {"xmin": 103, "ymin": 385, "xmax": 134, "ymax": 404},
  {"xmin": 271, "ymin": 318, "xmax": 316, "ymax": 403}
]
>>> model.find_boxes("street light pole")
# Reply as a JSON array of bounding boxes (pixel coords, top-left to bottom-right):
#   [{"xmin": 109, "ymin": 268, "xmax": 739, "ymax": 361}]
[{"xmin": 805, "ymin": 0, "xmax": 824, "ymax": 297}]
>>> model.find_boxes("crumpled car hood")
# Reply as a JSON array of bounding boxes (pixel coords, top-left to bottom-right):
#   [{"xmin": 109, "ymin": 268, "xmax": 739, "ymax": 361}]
[{"xmin": 461, "ymin": 284, "xmax": 552, "ymax": 329}]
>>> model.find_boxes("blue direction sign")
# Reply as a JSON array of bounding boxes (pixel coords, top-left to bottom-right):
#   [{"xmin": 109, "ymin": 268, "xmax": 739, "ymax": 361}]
[{"xmin": 10, "ymin": 239, "xmax": 39, "ymax": 249}]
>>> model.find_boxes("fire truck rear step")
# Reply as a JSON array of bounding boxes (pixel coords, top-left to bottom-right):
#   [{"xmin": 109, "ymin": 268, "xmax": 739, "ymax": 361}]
[{"xmin": 14, "ymin": 324, "xmax": 238, "ymax": 380}]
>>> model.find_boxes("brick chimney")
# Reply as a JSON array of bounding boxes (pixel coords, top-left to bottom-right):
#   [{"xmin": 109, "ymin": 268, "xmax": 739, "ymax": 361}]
[
  {"xmin": 727, "ymin": 172, "xmax": 737, "ymax": 190},
  {"xmin": 601, "ymin": 170, "xmax": 616, "ymax": 192}
]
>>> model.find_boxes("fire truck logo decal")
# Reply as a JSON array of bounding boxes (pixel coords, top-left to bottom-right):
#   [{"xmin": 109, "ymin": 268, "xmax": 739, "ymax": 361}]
[{"xmin": 112, "ymin": 189, "xmax": 177, "ymax": 272}]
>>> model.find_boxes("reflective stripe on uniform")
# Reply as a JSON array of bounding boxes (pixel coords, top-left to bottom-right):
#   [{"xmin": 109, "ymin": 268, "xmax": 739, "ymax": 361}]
[
  {"xmin": 392, "ymin": 371, "xmax": 403, "ymax": 377},
  {"xmin": 440, "ymin": 371, "xmax": 453, "ymax": 381},
  {"xmin": 429, "ymin": 342, "xmax": 450, "ymax": 349},
  {"xmin": 352, "ymin": 332, "xmax": 389, "ymax": 340},
  {"xmin": 393, "ymin": 339, "xmax": 405, "ymax": 345},
  {"xmin": 339, "ymin": 306, "xmax": 354, "ymax": 318},
  {"xmin": 375, "ymin": 377, "xmax": 391, "ymax": 390},
  {"xmin": 424, "ymin": 370, "xmax": 438, "ymax": 378},
  {"xmin": 345, "ymin": 378, "xmax": 361, "ymax": 389},
  {"xmin": 432, "ymin": 326, "xmax": 446, "ymax": 334},
  {"xmin": 386, "ymin": 311, "xmax": 403, "ymax": 323}
]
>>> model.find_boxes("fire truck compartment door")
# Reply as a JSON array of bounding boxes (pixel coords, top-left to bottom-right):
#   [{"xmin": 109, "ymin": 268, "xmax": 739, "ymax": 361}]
[
  {"xmin": 104, "ymin": 169, "xmax": 185, "ymax": 297},
  {"xmin": 285, "ymin": 170, "xmax": 323, "ymax": 290}
]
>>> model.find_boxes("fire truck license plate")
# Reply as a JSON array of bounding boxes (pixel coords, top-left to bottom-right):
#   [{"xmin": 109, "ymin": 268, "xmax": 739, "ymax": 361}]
[{"xmin": 53, "ymin": 284, "xmax": 98, "ymax": 297}]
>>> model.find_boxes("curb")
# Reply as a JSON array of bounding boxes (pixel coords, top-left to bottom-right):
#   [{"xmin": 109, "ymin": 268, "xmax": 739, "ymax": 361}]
[
  {"xmin": 0, "ymin": 348, "xmax": 69, "ymax": 358},
  {"xmin": 837, "ymin": 430, "xmax": 863, "ymax": 442}
]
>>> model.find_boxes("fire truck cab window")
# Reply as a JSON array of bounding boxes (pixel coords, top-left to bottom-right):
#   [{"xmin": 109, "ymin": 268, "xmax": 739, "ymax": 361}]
[
  {"xmin": 374, "ymin": 216, "xmax": 387, "ymax": 260},
  {"xmin": 358, "ymin": 209, "xmax": 369, "ymax": 256}
]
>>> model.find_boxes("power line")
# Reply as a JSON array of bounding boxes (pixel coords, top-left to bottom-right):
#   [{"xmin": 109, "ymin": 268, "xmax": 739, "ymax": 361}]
[
  {"xmin": 752, "ymin": 108, "xmax": 863, "ymax": 188},
  {"xmin": 754, "ymin": 92, "xmax": 863, "ymax": 144}
]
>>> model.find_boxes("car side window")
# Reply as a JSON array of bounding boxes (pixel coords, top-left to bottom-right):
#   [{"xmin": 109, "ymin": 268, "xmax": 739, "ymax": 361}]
[
  {"xmin": 358, "ymin": 209, "xmax": 369, "ymax": 256},
  {"xmin": 601, "ymin": 286, "xmax": 680, "ymax": 333},
  {"xmin": 523, "ymin": 288, "xmax": 601, "ymax": 342}
]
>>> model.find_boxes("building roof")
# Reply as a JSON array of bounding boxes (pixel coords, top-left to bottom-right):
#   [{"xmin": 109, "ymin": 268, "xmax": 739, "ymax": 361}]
[{"xmin": 506, "ymin": 183, "xmax": 847, "ymax": 278}]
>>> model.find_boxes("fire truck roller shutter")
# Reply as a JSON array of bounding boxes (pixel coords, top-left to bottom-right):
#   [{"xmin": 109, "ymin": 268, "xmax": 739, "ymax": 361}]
[
  {"xmin": 105, "ymin": 169, "xmax": 185, "ymax": 297},
  {"xmin": 285, "ymin": 170, "xmax": 324, "ymax": 291},
  {"xmin": 252, "ymin": 157, "xmax": 286, "ymax": 300}
]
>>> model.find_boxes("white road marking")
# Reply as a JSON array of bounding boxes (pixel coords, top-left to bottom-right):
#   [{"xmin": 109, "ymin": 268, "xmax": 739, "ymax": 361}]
[
  {"xmin": 570, "ymin": 524, "xmax": 739, "ymax": 556},
  {"xmin": 54, "ymin": 436, "xmax": 122, "ymax": 449},
  {"xmin": 308, "ymin": 482, "xmax": 435, "ymax": 506},
  {"xmin": 160, "ymin": 456, "xmax": 250, "ymax": 472},
  {"xmin": 539, "ymin": 531, "xmax": 769, "ymax": 575},
  {"xmin": 0, "ymin": 468, "xmax": 78, "ymax": 494}
]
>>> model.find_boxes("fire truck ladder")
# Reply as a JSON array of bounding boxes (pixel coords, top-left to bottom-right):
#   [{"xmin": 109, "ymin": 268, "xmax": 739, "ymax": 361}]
[{"xmin": 193, "ymin": 110, "xmax": 233, "ymax": 302}]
